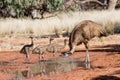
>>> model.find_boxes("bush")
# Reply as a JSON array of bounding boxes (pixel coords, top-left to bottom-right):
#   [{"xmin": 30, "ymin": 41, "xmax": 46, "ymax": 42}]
[
  {"xmin": 47, "ymin": 0, "xmax": 63, "ymax": 12},
  {"xmin": 114, "ymin": 22, "xmax": 120, "ymax": 34},
  {"xmin": 104, "ymin": 22, "xmax": 120, "ymax": 35},
  {"xmin": 0, "ymin": 0, "xmax": 39, "ymax": 18},
  {"xmin": 0, "ymin": 0, "xmax": 65, "ymax": 18},
  {"xmin": 104, "ymin": 22, "xmax": 115, "ymax": 35}
]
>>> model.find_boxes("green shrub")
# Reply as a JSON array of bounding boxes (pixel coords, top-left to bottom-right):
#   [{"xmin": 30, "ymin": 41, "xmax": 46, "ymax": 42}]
[
  {"xmin": 114, "ymin": 22, "xmax": 120, "ymax": 34},
  {"xmin": 47, "ymin": 0, "xmax": 63, "ymax": 12},
  {"xmin": 104, "ymin": 22, "xmax": 115, "ymax": 35}
]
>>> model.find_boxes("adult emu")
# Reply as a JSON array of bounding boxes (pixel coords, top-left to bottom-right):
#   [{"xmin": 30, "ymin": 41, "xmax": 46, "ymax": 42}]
[{"xmin": 63, "ymin": 20, "xmax": 107, "ymax": 69}]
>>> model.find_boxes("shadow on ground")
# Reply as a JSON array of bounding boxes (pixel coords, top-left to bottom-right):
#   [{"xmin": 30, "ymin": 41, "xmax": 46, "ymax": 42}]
[
  {"xmin": 91, "ymin": 75, "xmax": 120, "ymax": 80},
  {"xmin": 73, "ymin": 44, "xmax": 120, "ymax": 54}
]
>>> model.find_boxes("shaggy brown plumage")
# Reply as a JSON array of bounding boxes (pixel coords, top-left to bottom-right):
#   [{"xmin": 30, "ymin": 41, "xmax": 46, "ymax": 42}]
[{"xmin": 64, "ymin": 20, "xmax": 107, "ymax": 68}]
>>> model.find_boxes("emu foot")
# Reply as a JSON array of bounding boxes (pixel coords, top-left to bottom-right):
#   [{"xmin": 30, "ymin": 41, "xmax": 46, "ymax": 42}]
[
  {"xmin": 84, "ymin": 61, "xmax": 91, "ymax": 69},
  {"xmin": 60, "ymin": 52, "xmax": 72, "ymax": 57},
  {"xmin": 40, "ymin": 59, "xmax": 46, "ymax": 62},
  {"xmin": 24, "ymin": 58, "xmax": 31, "ymax": 64}
]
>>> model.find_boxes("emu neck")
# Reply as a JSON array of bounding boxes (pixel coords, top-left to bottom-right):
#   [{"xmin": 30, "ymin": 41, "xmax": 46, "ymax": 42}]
[
  {"xmin": 49, "ymin": 40, "xmax": 52, "ymax": 45},
  {"xmin": 49, "ymin": 39, "xmax": 53, "ymax": 45},
  {"xmin": 64, "ymin": 40, "xmax": 67, "ymax": 48},
  {"xmin": 30, "ymin": 38, "xmax": 34, "ymax": 46}
]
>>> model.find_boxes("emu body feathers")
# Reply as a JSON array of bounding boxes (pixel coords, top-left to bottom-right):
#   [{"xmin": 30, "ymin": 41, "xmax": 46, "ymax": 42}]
[{"xmin": 66, "ymin": 20, "xmax": 107, "ymax": 68}]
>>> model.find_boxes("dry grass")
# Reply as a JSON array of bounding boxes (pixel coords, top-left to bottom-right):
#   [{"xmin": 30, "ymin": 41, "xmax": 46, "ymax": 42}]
[{"xmin": 0, "ymin": 10, "xmax": 120, "ymax": 37}]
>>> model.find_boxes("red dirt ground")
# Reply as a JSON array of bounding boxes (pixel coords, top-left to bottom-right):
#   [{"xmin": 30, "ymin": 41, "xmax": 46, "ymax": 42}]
[{"xmin": 0, "ymin": 35, "xmax": 120, "ymax": 80}]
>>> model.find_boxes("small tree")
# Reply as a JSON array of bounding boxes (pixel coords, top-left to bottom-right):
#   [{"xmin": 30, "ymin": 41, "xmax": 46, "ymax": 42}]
[{"xmin": 47, "ymin": 0, "xmax": 63, "ymax": 12}]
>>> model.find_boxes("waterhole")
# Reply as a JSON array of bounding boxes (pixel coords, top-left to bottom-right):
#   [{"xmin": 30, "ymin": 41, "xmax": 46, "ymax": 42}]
[{"xmin": 1, "ymin": 57, "xmax": 85, "ymax": 80}]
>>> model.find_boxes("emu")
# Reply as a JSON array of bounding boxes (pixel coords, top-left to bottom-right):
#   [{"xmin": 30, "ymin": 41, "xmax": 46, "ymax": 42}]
[
  {"xmin": 64, "ymin": 20, "xmax": 107, "ymax": 69},
  {"xmin": 20, "ymin": 36, "xmax": 34, "ymax": 62},
  {"xmin": 32, "ymin": 38, "xmax": 54, "ymax": 61},
  {"xmin": 47, "ymin": 38, "xmax": 67, "ymax": 57},
  {"xmin": 32, "ymin": 45, "xmax": 47, "ymax": 61}
]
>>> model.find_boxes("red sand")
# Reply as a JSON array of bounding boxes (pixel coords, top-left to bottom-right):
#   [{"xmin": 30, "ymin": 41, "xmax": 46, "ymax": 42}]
[{"xmin": 0, "ymin": 35, "xmax": 120, "ymax": 80}]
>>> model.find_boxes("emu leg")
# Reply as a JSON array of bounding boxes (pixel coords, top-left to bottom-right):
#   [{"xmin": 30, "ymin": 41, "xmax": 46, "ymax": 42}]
[
  {"xmin": 25, "ymin": 49, "xmax": 30, "ymax": 62},
  {"xmin": 26, "ymin": 54, "xmax": 30, "ymax": 62},
  {"xmin": 41, "ymin": 54, "xmax": 46, "ymax": 76},
  {"xmin": 39, "ymin": 54, "xmax": 41, "ymax": 61},
  {"xmin": 85, "ymin": 49, "xmax": 90, "ymax": 69},
  {"xmin": 41, "ymin": 54, "xmax": 45, "ymax": 61},
  {"xmin": 70, "ymin": 45, "xmax": 76, "ymax": 54},
  {"xmin": 40, "ymin": 60, "xmax": 46, "ymax": 76},
  {"xmin": 63, "ymin": 44, "xmax": 76, "ymax": 56},
  {"xmin": 84, "ymin": 42, "xmax": 91, "ymax": 69},
  {"xmin": 39, "ymin": 53, "xmax": 45, "ymax": 61},
  {"xmin": 53, "ymin": 52, "xmax": 55, "ymax": 57},
  {"xmin": 42, "ymin": 63, "xmax": 46, "ymax": 75}
]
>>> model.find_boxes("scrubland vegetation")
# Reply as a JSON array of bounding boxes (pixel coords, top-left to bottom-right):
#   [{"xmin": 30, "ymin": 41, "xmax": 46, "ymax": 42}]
[{"xmin": 0, "ymin": 10, "xmax": 120, "ymax": 37}]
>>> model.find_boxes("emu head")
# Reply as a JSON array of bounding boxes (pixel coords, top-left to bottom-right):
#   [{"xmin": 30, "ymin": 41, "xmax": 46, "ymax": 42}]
[
  {"xmin": 29, "ymin": 36, "xmax": 34, "ymax": 46},
  {"xmin": 29, "ymin": 36, "xmax": 34, "ymax": 39},
  {"xmin": 99, "ymin": 28, "xmax": 108, "ymax": 38},
  {"xmin": 49, "ymin": 37, "xmax": 54, "ymax": 44},
  {"xmin": 50, "ymin": 37, "xmax": 54, "ymax": 41}
]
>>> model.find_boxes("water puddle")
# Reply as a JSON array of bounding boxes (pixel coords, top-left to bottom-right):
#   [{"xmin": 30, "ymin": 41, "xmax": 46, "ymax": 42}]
[
  {"xmin": 26, "ymin": 57, "xmax": 84, "ymax": 77},
  {"xmin": 1, "ymin": 57, "xmax": 85, "ymax": 80}
]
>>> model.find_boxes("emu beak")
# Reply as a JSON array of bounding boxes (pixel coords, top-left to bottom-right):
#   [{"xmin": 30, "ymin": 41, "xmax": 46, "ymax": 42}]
[{"xmin": 60, "ymin": 52, "xmax": 72, "ymax": 57}]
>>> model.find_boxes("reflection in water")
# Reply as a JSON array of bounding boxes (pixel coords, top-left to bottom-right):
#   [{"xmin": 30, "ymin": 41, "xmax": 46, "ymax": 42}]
[
  {"xmin": 1, "ymin": 57, "xmax": 84, "ymax": 80},
  {"xmin": 21, "ymin": 57, "xmax": 84, "ymax": 79}
]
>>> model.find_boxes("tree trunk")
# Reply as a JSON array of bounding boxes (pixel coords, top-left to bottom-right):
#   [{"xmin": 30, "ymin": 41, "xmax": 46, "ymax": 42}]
[{"xmin": 108, "ymin": 0, "xmax": 118, "ymax": 10}]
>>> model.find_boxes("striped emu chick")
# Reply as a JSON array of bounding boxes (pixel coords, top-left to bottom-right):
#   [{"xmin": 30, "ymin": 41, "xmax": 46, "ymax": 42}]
[
  {"xmin": 32, "ymin": 38, "xmax": 54, "ymax": 60},
  {"xmin": 64, "ymin": 20, "xmax": 107, "ymax": 69},
  {"xmin": 46, "ymin": 38, "xmax": 67, "ymax": 57},
  {"xmin": 32, "ymin": 45, "xmax": 47, "ymax": 61},
  {"xmin": 20, "ymin": 36, "xmax": 34, "ymax": 62}
]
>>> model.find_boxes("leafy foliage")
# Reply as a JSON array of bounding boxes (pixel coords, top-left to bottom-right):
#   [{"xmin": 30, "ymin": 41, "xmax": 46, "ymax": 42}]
[
  {"xmin": 0, "ymin": 0, "xmax": 119, "ymax": 18},
  {"xmin": 0, "ymin": 0, "xmax": 64, "ymax": 18},
  {"xmin": 47, "ymin": 0, "xmax": 63, "ymax": 11},
  {"xmin": 0, "ymin": 0, "xmax": 38, "ymax": 18}
]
